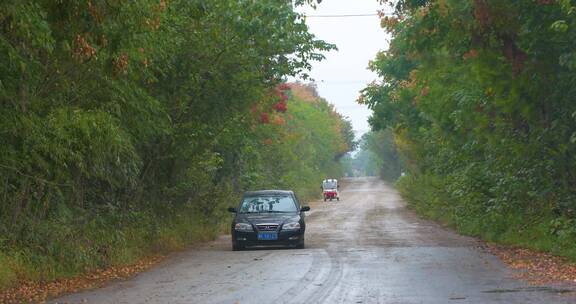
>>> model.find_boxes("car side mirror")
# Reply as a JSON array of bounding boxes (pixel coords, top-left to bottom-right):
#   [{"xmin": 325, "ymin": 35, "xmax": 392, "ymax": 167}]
[
  {"xmin": 227, "ymin": 207, "xmax": 237, "ymax": 213},
  {"xmin": 300, "ymin": 206, "xmax": 310, "ymax": 212}
]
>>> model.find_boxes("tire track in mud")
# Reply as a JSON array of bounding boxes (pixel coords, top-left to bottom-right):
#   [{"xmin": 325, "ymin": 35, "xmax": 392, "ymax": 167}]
[
  {"xmin": 275, "ymin": 178, "xmax": 368, "ymax": 303},
  {"xmin": 274, "ymin": 249, "xmax": 344, "ymax": 304},
  {"xmin": 297, "ymin": 250, "xmax": 344, "ymax": 304},
  {"xmin": 274, "ymin": 251, "xmax": 323, "ymax": 303}
]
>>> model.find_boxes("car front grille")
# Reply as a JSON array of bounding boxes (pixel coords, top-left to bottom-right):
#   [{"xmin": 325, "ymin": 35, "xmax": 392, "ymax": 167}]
[{"xmin": 256, "ymin": 224, "xmax": 279, "ymax": 231}]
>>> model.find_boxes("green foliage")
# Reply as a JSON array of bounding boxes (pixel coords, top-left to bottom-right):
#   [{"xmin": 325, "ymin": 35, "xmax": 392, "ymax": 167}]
[
  {"xmin": 0, "ymin": 0, "xmax": 349, "ymax": 290},
  {"xmin": 364, "ymin": 0, "xmax": 576, "ymax": 259},
  {"xmin": 343, "ymin": 130, "xmax": 403, "ymax": 181},
  {"xmin": 227, "ymin": 83, "xmax": 355, "ymax": 200}
]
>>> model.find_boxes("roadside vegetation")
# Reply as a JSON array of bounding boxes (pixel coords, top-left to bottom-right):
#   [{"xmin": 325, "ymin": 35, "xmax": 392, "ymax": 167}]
[
  {"xmin": 342, "ymin": 130, "xmax": 403, "ymax": 181},
  {"xmin": 361, "ymin": 0, "xmax": 576, "ymax": 260},
  {"xmin": 0, "ymin": 0, "xmax": 354, "ymax": 292}
]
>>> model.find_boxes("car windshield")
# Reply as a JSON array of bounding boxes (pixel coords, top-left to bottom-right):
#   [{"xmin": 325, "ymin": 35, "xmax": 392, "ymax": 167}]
[
  {"xmin": 323, "ymin": 180, "xmax": 337, "ymax": 189},
  {"xmin": 239, "ymin": 195, "xmax": 298, "ymax": 213}
]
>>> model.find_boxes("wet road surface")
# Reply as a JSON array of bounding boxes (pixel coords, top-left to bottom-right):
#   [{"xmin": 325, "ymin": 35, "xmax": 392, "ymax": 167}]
[{"xmin": 52, "ymin": 177, "xmax": 576, "ymax": 303}]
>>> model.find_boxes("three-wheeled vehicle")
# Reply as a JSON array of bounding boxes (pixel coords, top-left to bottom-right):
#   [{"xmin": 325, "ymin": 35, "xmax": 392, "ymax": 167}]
[{"xmin": 321, "ymin": 179, "xmax": 339, "ymax": 201}]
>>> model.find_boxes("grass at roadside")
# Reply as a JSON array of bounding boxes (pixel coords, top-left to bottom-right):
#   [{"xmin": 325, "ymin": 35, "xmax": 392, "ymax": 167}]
[
  {"xmin": 396, "ymin": 174, "xmax": 576, "ymax": 263},
  {"xmin": 0, "ymin": 208, "xmax": 229, "ymax": 303},
  {"xmin": 0, "ymin": 255, "xmax": 164, "ymax": 304}
]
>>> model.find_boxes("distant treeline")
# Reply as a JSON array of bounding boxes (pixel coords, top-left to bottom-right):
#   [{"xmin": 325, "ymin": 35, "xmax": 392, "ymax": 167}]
[
  {"xmin": 362, "ymin": 0, "xmax": 576, "ymax": 259},
  {"xmin": 342, "ymin": 130, "xmax": 403, "ymax": 181},
  {"xmin": 0, "ymin": 0, "xmax": 353, "ymax": 290}
]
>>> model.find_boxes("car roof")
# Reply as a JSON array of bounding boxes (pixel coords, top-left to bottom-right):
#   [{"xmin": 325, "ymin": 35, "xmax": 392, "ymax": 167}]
[{"xmin": 243, "ymin": 190, "xmax": 294, "ymax": 196}]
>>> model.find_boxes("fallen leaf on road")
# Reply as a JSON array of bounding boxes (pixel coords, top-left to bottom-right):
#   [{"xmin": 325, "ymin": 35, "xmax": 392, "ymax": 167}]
[
  {"xmin": 0, "ymin": 255, "xmax": 164, "ymax": 304},
  {"xmin": 488, "ymin": 244, "xmax": 576, "ymax": 286}
]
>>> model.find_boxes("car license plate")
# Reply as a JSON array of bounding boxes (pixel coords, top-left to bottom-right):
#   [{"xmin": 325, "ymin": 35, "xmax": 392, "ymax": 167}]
[{"xmin": 258, "ymin": 232, "xmax": 278, "ymax": 241}]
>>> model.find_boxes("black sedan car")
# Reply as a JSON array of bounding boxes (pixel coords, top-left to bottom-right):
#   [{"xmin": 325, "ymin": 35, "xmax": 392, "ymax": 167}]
[{"xmin": 228, "ymin": 190, "xmax": 310, "ymax": 251}]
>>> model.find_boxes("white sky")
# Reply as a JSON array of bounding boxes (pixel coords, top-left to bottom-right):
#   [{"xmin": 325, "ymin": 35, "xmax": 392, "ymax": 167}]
[{"xmin": 295, "ymin": 0, "xmax": 391, "ymax": 139}]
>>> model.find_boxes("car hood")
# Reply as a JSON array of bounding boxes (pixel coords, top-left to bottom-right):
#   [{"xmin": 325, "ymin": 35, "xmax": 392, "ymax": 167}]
[{"xmin": 235, "ymin": 213, "xmax": 300, "ymax": 225}]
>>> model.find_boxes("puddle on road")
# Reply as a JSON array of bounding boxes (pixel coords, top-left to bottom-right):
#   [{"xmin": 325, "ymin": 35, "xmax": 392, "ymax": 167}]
[{"xmin": 482, "ymin": 286, "xmax": 574, "ymax": 294}]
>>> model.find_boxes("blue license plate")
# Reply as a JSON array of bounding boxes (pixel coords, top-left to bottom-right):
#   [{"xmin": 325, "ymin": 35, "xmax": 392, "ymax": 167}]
[{"xmin": 258, "ymin": 232, "xmax": 278, "ymax": 241}]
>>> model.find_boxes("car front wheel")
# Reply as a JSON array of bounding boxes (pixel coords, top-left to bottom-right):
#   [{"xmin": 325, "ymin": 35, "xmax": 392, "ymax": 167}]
[
  {"xmin": 232, "ymin": 242, "xmax": 244, "ymax": 251},
  {"xmin": 295, "ymin": 238, "xmax": 305, "ymax": 249}
]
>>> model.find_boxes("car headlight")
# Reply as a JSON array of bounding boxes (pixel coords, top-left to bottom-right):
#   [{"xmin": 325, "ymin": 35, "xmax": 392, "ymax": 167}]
[
  {"xmin": 235, "ymin": 223, "xmax": 253, "ymax": 232},
  {"xmin": 282, "ymin": 222, "xmax": 300, "ymax": 230}
]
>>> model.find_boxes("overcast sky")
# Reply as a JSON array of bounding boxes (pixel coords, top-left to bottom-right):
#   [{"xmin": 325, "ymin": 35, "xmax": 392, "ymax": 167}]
[{"xmin": 296, "ymin": 0, "xmax": 391, "ymax": 138}]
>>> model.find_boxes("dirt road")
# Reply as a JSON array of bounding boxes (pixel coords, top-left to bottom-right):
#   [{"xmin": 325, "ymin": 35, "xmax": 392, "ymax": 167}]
[{"xmin": 52, "ymin": 177, "xmax": 575, "ymax": 303}]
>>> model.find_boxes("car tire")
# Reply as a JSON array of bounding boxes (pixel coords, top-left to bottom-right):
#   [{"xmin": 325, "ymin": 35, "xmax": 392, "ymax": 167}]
[
  {"xmin": 337, "ymin": 197, "xmax": 340, "ymax": 201},
  {"xmin": 296, "ymin": 238, "xmax": 305, "ymax": 249},
  {"xmin": 232, "ymin": 242, "xmax": 244, "ymax": 251}
]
